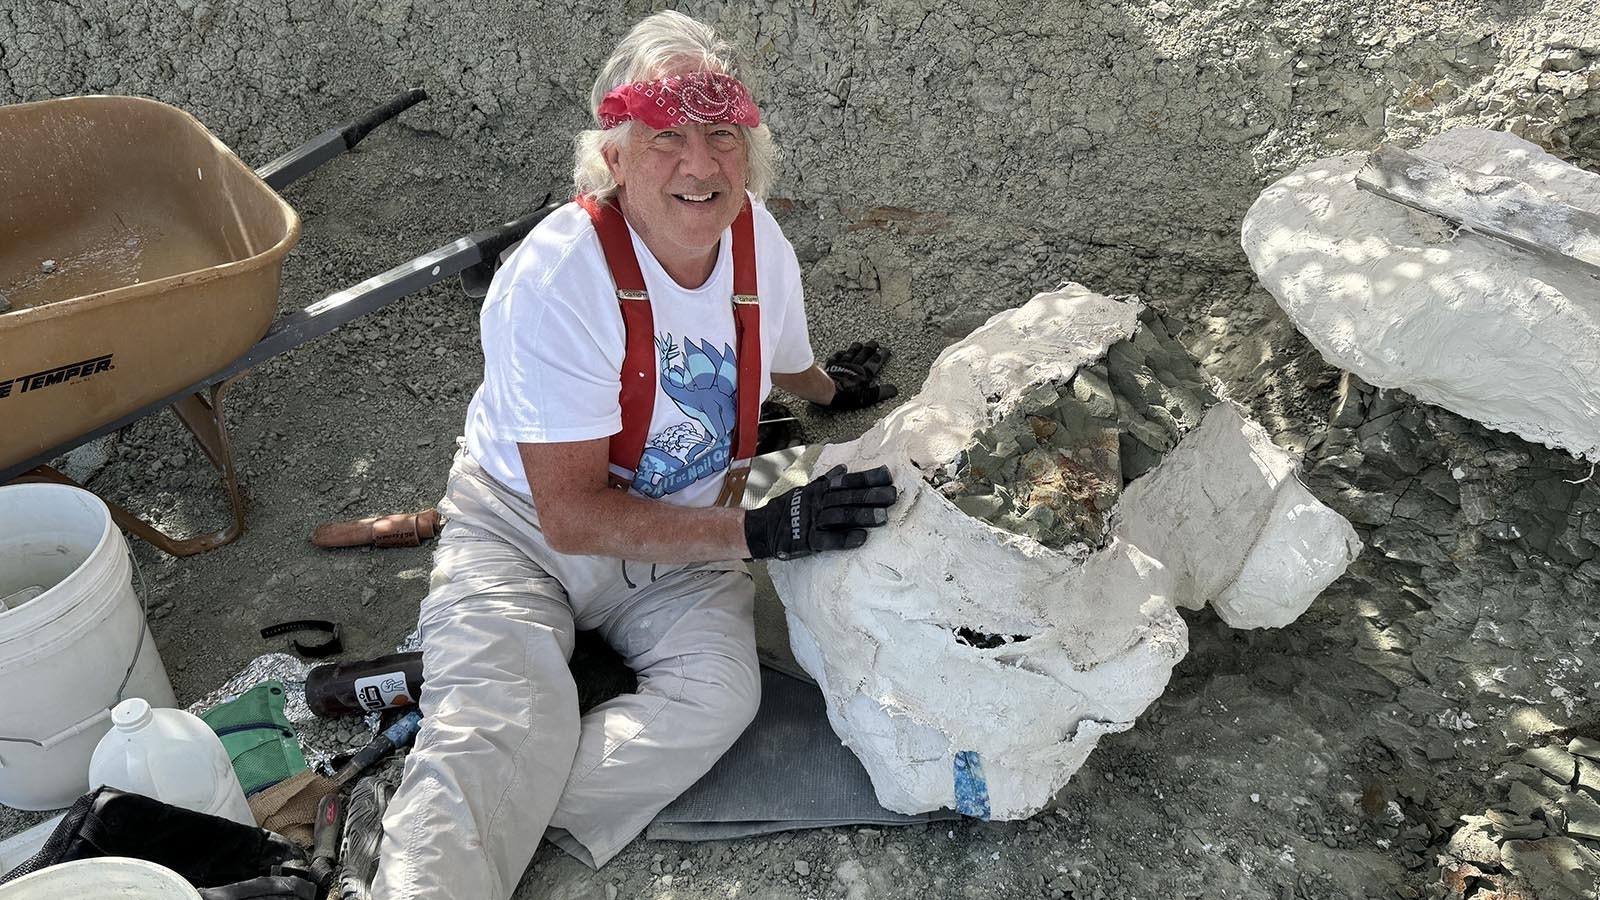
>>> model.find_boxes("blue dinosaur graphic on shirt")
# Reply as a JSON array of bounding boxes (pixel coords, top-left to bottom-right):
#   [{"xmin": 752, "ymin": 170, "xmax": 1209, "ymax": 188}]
[{"xmin": 631, "ymin": 334, "xmax": 739, "ymax": 499}]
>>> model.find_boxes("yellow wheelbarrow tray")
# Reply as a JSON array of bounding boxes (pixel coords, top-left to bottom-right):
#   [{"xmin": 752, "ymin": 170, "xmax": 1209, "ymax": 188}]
[{"xmin": 0, "ymin": 91, "xmax": 557, "ymax": 556}]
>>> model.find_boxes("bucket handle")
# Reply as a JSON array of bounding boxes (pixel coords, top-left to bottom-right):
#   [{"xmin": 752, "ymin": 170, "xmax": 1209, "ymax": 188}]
[{"xmin": 0, "ymin": 548, "xmax": 153, "ymax": 760}]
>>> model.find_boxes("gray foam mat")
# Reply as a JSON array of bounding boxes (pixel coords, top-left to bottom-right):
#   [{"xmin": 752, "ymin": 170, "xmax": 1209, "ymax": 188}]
[{"xmin": 648, "ymin": 668, "xmax": 957, "ymax": 841}]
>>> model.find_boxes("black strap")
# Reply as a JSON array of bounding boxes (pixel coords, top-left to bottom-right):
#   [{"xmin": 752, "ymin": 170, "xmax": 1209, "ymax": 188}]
[{"xmin": 259, "ymin": 620, "xmax": 343, "ymax": 658}]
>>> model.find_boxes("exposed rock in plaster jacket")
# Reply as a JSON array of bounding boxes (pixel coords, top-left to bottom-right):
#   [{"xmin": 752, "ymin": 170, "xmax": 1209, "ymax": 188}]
[
  {"xmin": 768, "ymin": 285, "xmax": 1360, "ymax": 818},
  {"xmin": 1242, "ymin": 127, "xmax": 1600, "ymax": 462}
]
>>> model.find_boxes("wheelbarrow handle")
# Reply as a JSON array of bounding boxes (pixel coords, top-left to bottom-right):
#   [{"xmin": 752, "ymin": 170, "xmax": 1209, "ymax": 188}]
[
  {"xmin": 257, "ymin": 88, "xmax": 429, "ymax": 192},
  {"xmin": 224, "ymin": 201, "xmax": 563, "ymax": 378},
  {"xmin": 469, "ymin": 196, "xmax": 556, "ymax": 262},
  {"xmin": 459, "ymin": 196, "xmax": 557, "ymax": 299},
  {"xmin": 343, "ymin": 88, "xmax": 428, "ymax": 148}
]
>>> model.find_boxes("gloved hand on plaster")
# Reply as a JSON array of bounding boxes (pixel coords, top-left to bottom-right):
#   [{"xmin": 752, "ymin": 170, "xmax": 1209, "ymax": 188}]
[
  {"xmin": 744, "ymin": 464, "xmax": 898, "ymax": 560},
  {"xmin": 820, "ymin": 340, "xmax": 898, "ymax": 410}
]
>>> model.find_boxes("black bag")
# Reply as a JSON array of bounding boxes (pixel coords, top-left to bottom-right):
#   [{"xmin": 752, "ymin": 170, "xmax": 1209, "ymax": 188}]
[{"xmin": 1, "ymin": 786, "xmax": 316, "ymax": 899}]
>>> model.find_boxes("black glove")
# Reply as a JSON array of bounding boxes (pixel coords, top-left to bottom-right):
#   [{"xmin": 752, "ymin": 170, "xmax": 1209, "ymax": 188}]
[
  {"xmin": 745, "ymin": 464, "xmax": 898, "ymax": 560},
  {"xmin": 822, "ymin": 340, "xmax": 898, "ymax": 411}
]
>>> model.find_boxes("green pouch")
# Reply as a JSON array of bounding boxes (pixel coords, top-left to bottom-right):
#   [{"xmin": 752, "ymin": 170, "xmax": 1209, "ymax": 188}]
[{"xmin": 200, "ymin": 680, "xmax": 308, "ymax": 795}]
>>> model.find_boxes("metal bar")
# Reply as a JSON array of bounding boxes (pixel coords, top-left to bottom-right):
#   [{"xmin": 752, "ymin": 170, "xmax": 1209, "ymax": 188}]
[
  {"xmin": 219, "ymin": 237, "xmax": 480, "ymax": 379},
  {"xmin": 1355, "ymin": 144, "xmax": 1600, "ymax": 279},
  {"xmin": 171, "ymin": 388, "xmax": 229, "ymax": 470},
  {"xmin": 12, "ymin": 464, "xmax": 239, "ymax": 557},
  {"xmin": 255, "ymin": 88, "xmax": 428, "ymax": 192},
  {"xmin": 256, "ymin": 128, "xmax": 347, "ymax": 192}
]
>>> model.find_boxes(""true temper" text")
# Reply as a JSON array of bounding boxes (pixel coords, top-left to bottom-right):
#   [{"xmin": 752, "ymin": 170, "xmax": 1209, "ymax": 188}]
[{"xmin": 0, "ymin": 354, "xmax": 114, "ymax": 399}]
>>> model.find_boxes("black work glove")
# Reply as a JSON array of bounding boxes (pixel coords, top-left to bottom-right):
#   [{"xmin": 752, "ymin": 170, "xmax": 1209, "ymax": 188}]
[
  {"xmin": 821, "ymin": 340, "xmax": 898, "ymax": 411},
  {"xmin": 745, "ymin": 464, "xmax": 898, "ymax": 560}
]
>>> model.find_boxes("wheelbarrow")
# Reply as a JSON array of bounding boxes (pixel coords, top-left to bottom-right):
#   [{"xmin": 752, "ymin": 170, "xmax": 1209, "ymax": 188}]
[{"xmin": 0, "ymin": 91, "xmax": 556, "ymax": 556}]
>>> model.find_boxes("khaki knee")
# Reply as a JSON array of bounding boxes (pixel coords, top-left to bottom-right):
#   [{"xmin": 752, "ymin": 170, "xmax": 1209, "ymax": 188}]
[{"xmin": 681, "ymin": 651, "xmax": 761, "ymax": 747}]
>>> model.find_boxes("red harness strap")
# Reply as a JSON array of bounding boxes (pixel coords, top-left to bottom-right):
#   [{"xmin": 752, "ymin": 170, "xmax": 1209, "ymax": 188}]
[{"xmin": 577, "ymin": 194, "xmax": 762, "ymax": 507}]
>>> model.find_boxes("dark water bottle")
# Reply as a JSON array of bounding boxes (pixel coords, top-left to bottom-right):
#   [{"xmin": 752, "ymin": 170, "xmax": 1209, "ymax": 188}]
[{"xmin": 304, "ymin": 652, "xmax": 424, "ymax": 717}]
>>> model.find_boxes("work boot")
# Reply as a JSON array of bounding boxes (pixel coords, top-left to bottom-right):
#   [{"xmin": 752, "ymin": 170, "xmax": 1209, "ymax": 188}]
[{"xmin": 337, "ymin": 776, "xmax": 391, "ymax": 900}]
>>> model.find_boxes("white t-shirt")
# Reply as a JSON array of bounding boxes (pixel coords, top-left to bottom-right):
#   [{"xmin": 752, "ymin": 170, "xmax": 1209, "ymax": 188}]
[{"xmin": 463, "ymin": 196, "xmax": 815, "ymax": 508}]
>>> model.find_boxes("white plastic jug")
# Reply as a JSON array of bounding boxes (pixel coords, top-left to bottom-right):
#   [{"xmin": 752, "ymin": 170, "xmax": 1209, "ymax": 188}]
[{"xmin": 89, "ymin": 698, "xmax": 255, "ymax": 826}]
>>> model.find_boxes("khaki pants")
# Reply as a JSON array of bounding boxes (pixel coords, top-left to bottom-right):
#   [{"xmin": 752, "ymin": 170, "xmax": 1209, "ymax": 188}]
[{"xmin": 373, "ymin": 452, "xmax": 760, "ymax": 900}]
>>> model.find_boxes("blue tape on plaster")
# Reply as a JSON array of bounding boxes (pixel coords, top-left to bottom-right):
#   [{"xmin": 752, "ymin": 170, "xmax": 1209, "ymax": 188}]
[{"xmin": 953, "ymin": 750, "xmax": 991, "ymax": 819}]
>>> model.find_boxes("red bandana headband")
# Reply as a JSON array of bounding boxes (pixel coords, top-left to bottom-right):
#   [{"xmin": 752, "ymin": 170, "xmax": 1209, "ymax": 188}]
[{"xmin": 598, "ymin": 71, "xmax": 761, "ymax": 130}]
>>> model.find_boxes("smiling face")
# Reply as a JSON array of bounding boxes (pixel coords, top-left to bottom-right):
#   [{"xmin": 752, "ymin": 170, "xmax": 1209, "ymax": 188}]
[{"xmin": 603, "ymin": 120, "xmax": 749, "ymax": 288}]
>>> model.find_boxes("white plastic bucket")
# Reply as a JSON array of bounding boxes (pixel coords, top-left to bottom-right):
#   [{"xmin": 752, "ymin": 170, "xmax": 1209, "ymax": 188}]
[
  {"xmin": 0, "ymin": 857, "xmax": 201, "ymax": 899},
  {"xmin": 0, "ymin": 483, "xmax": 177, "ymax": 809}
]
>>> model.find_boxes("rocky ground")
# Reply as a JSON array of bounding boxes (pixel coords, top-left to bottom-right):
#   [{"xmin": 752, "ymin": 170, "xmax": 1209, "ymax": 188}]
[{"xmin": 5, "ymin": 0, "xmax": 1600, "ymax": 897}]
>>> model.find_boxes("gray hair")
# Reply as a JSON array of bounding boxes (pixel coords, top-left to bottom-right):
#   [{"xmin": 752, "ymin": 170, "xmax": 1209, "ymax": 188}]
[{"xmin": 573, "ymin": 10, "xmax": 778, "ymax": 202}]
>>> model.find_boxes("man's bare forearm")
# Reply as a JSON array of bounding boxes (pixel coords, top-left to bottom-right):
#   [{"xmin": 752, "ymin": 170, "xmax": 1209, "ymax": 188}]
[
  {"xmin": 772, "ymin": 364, "xmax": 836, "ymax": 406},
  {"xmin": 519, "ymin": 439, "xmax": 750, "ymax": 561},
  {"xmin": 537, "ymin": 484, "xmax": 750, "ymax": 562}
]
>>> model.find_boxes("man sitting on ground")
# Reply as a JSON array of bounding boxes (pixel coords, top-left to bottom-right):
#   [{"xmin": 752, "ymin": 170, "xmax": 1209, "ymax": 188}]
[{"xmin": 361, "ymin": 11, "xmax": 899, "ymax": 900}]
